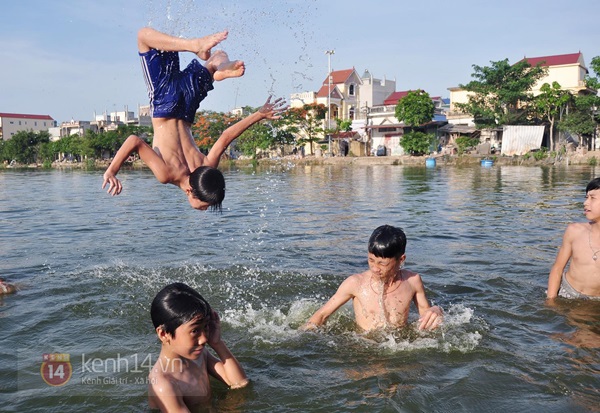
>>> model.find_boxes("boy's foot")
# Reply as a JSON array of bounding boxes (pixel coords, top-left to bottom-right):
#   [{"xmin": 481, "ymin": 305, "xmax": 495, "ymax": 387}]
[
  {"xmin": 195, "ymin": 30, "xmax": 228, "ymax": 60},
  {"xmin": 207, "ymin": 50, "xmax": 245, "ymax": 81},
  {"xmin": 214, "ymin": 60, "xmax": 245, "ymax": 81}
]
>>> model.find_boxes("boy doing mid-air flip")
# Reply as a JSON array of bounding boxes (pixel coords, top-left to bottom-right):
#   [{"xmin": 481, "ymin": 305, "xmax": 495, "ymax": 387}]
[
  {"xmin": 302, "ymin": 225, "xmax": 443, "ymax": 332},
  {"xmin": 102, "ymin": 27, "xmax": 286, "ymax": 211}
]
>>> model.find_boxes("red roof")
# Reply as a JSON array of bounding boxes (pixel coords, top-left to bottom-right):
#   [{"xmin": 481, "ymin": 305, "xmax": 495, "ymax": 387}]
[
  {"xmin": 322, "ymin": 69, "xmax": 355, "ymax": 85},
  {"xmin": 522, "ymin": 52, "xmax": 582, "ymax": 67},
  {"xmin": 0, "ymin": 112, "xmax": 54, "ymax": 120},
  {"xmin": 383, "ymin": 90, "xmax": 425, "ymax": 106},
  {"xmin": 316, "ymin": 84, "xmax": 342, "ymax": 99}
]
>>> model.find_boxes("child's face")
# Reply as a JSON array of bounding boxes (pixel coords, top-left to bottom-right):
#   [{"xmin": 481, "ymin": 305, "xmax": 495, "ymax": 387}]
[
  {"xmin": 167, "ymin": 316, "xmax": 210, "ymax": 359},
  {"xmin": 367, "ymin": 253, "xmax": 403, "ymax": 280},
  {"xmin": 584, "ymin": 189, "xmax": 600, "ymax": 221}
]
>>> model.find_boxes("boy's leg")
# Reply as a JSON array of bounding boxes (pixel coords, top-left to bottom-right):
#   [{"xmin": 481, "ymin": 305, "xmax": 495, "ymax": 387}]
[
  {"xmin": 138, "ymin": 27, "xmax": 228, "ymax": 59},
  {"xmin": 206, "ymin": 50, "xmax": 245, "ymax": 81}
]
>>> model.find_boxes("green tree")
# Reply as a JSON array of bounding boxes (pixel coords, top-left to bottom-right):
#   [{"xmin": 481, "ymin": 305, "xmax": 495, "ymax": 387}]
[
  {"xmin": 236, "ymin": 108, "xmax": 296, "ymax": 159},
  {"xmin": 558, "ymin": 93, "xmax": 600, "ymax": 148},
  {"xmin": 287, "ymin": 103, "xmax": 326, "ymax": 154},
  {"xmin": 534, "ymin": 82, "xmax": 572, "ymax": 151},
  {"xmin": 394, "ymin": 90, "xmax": 434, "ymax": 127},
  {"xmin": 456, "ymin": 58, "xmax": 547, "ymax": 128},
  {"xmin": 3, "ymin": 130, "xmax": 50, "ymax": 164},
  {"xmin": 399, "ymin": 131, "xmax": 435, "ymax": 156}
]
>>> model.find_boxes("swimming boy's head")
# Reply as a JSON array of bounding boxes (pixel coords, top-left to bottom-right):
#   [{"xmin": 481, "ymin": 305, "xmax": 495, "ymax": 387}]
[
  {"xmin": 368, "ymin": 225, "xmax": 407, "ymax": 259},
  {"xmin": 586, "ymin": 177, "xmax": 600, "ymax": 195},
  {"xmin": 151, "ymin": 282, "xmax": 212, "ymax": 337},
  {"xmin": 188, "ymin": 166, "xmax": 225, "ymax": 212}
]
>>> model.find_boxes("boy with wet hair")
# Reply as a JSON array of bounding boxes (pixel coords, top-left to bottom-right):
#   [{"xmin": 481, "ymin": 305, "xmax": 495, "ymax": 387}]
[
  {"xmin": 102, "ymin": 27, "xmax": 286, "ymax": 211},
  {"xmin": 547, "ymin": 177, "xmax": 600, "ymax": 300},
  {"xmin": 302, "ymin": 225, "xmax": 443, "ymax": 332},
  {"xmin": 149, "ymin": 282, "xmax": 248, "ymax": 412}
]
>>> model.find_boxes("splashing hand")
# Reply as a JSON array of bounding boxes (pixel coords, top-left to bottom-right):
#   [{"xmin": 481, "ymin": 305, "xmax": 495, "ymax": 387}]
[
  {"xmin": 418, "ymin": 306, "xmax": 443, "ymax": 330},
  {"xmin": 259, "ymin": 95, "xmax": 288, "ymax": 120}
]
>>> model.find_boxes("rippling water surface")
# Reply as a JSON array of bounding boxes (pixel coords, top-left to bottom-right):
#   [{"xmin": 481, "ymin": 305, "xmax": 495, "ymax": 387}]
[{"xmin": 1, "ymin": 164, "xmax": 599, "ymax": 412}]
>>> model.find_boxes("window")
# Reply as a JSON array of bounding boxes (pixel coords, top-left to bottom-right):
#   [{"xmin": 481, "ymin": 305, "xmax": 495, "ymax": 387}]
[
  {"xmin": 349, "ymin": 106, "xmax": 355, "ymax": 120},
  {"xmin": 35, "ymin": 121, "xmax": 38, "ymax": 126},
  {"xmin": 349, "ymin": 84, "xmax": 355, "ymax": 96},
  {"xmin": 19, "ymin": 121, "xmax": 22, "ymax": 125}
]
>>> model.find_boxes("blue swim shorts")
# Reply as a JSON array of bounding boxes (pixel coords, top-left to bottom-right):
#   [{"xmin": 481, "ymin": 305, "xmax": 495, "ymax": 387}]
[{"xmin": 139, "ymin": 49, "xmax": 214, "ymax": 124}]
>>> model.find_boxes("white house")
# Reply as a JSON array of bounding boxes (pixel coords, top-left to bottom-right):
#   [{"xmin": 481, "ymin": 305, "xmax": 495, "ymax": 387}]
[{"xmin": 0, "ymin": 113, "xmax": 55, "ymax": 141}]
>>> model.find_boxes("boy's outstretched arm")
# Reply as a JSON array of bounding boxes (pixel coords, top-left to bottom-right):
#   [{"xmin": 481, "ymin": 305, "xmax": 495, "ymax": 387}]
[
  {"xmin": 204, "ymin": 96, "xmax": 287, "ymax": 168},
  {"xmin": 102, "ymin": 135, "xmax": 171, "ymax": 196},
  {"xmin": 547, "ymin": 225, "xmax": 574, "ymax": 299},
  {"xmin": 300, "ymin": 277, "xmax": 356, "ymax": 330},
  {"xmin": 206, "ymin": 311, "xmax": 248, "ymax": 389}
]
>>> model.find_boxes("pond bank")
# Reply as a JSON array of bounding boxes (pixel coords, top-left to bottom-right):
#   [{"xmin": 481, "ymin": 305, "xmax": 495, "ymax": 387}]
[{"xmin": 4, "ymin": 150, "xmax": 600, "ymax": 169}]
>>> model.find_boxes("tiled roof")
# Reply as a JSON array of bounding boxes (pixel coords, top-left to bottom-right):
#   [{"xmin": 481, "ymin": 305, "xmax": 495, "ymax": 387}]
[
  {"xmin": 383, "ymin": 90, "xmax": 427, "ymax": 105},
  {"xmin": 0, "ymin": 112, "xmax": 54, "ymax": 120},
  {"xmin": 322, "ymin": 69, "xmax": 355, "ymax": 85},
  {"xmin": 316, "ymin": 84, "xmax": 342, "ymax": 99},
  {"xmin": 522, "ymin": 52, "xmax": 582, "ymax": 67}
]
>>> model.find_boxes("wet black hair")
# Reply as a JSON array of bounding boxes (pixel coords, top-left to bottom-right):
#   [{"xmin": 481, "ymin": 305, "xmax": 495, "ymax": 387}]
[
  {"xmin": 368, "ymin": 225, "xmax": 407, "ymax": 259},
  {"xmin": 586, "ymin": 177, "xmax": 600, "ymax": 194},
  {"xmin": 150, "ymin": 282, "xmax": 212, "ymax": 337},
  {"xmin": 189, "ymin": 166, "xmax": 225, "ymax": 212}
]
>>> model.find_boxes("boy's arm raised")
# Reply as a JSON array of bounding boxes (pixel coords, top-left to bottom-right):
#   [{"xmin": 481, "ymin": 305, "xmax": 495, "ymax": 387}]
[
  {"xmin": 206, "ymin": 311, "xmax": 248, "ymax": 389},
  {"xmin": 204, "ymin": 96, "xmax": 286, "ymax": 168},
  {"xmin": 102, "ymin": 135, "xmax": 171, "ymax": 196}
]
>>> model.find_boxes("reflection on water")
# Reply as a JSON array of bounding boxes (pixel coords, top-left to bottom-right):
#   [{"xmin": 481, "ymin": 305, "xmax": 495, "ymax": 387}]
[{"xmin": 0, "ymin": 165, "xmax": 599, "ymax": 412}]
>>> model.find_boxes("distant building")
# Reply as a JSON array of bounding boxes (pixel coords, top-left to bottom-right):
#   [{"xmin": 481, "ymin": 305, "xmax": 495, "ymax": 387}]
[
  {"xmin": 60, "ymin": 120, "xmax": 93, "ymax": 137},
  {"xmin": 445, "ymin": 51, "xmax": 597, "ymax": 150},
  {"xmin": 367, "ymin": 91, "xmax": 447, "ymax": 156},
  {"xmin": 0, "ymin": 112, "xmax": 56, "ymax": 141},
  {"xmin": 447, "ymin": 51, "xmax": 596, "ymax": 126}
]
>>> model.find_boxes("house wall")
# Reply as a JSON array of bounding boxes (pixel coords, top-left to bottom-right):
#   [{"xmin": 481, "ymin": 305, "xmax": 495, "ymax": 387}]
[
  {"xmin": 531, "ymin": 64, "xmax": 587, "ymax": 95},
  {"xmin": 0, "ymin": 115, "xmax": 55, "ymax": 140}
]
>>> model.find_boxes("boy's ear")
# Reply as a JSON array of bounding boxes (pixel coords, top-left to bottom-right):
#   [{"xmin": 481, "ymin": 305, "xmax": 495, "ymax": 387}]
[
  {"xmin": 399, "ymin": 254, "xmax": 407, "ymax": 266},
  {"xmin": 156, "ymin": 326, "xmax": 171, "ymax": 344}
]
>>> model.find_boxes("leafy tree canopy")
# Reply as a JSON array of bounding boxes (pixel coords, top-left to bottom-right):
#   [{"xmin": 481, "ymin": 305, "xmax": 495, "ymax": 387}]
[
  {"xmin": 456, "ymin": 58, "xmax": 547, "ymax": 128},
  {"xmin": 394, "ymin": 90, "xmax": 435, "ymax": 127}
]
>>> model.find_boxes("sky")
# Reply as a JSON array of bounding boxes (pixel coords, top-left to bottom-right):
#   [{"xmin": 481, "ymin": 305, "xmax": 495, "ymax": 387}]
[{"xmin": 1, "ymin": 0, "xmax": 599, "ymax": 124}]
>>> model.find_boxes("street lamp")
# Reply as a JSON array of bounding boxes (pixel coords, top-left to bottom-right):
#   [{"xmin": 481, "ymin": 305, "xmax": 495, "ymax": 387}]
[{"xmin": 325, "ymin": 49, "xmax": 335, "ymax": 156}]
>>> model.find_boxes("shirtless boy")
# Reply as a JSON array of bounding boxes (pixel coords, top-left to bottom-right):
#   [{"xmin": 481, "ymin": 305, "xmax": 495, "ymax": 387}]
[
  {"xmin": 547, "ymin": 177, "xmax": 600, "ymax": 300},
  {"xmin": 102, "ymin": 27, "xmax": 286, "ymax": 211},
  {"xmin": 149, "ymin": 282, "xmax": 248, "ymax": 412},
  {"xmin": 302, "ymin": 225, "xmax": 443, "ymax": 332}
]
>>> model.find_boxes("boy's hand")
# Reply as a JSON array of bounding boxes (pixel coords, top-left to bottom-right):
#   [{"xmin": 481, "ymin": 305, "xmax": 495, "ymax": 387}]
[
  {"xmin": 299, "ymin": 321, "xmax": 319, "ymax": 332},
  {"xmin": 102, "ymin": 171, "xmax": 122, "ymax": 196},
  {"xmin": 258, "ymin": 96, "xmax": 288, "ymax": 120},
  {"xmin": 208, "ymin": 310, "xmax": 223, "ymax": 346},
  {"xmin": 418, "ymin": 306, "xmax": 443, "ymax": 330}
]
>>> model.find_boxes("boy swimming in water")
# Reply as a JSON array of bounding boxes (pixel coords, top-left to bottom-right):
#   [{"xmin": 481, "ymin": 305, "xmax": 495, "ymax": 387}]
[
  {"xmin": 301, "ymin": 225, "xmax": 443, "ymax": 332},
  {"xmin": 547, "ymin": 177, "xmax": 600, "ymax": 300},
  {"xmin": 102, "ymin": 27, "xmax": 286, "ymax": 211},
  {"xmin": 149, "ymin": 282, "xmax": 248, "ymax": 412}
]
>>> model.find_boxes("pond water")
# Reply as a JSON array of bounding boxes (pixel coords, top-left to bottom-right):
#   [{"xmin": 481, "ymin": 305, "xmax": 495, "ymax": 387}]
[{"xmin": 1, "ymin": 163, "xmax": 598, "ymax": 412}]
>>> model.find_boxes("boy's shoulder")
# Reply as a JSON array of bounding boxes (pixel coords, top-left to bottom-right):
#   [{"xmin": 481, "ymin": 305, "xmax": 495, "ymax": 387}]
[{"xmin": 564, "ymin": 222, "xmax": 590, "ymax": 237}]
